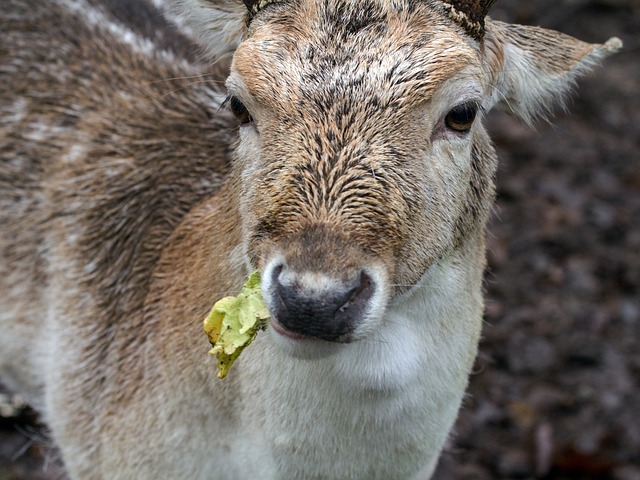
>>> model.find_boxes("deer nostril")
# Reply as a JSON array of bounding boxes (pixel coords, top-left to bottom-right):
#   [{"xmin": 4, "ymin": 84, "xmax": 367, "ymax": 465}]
[
  {"xmin": 270, "ymin": 267, "xmax": 375, "ymax": 342},
  {"xmin": 340, "ymin": 271, "xmax": 374, "ymax": 314}
]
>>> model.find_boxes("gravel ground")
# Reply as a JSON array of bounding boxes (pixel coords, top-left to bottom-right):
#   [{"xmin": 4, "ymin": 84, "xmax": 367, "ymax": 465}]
[{"xmin": 1, "ymin": 0, "xmax": 638, "ymax": 479}]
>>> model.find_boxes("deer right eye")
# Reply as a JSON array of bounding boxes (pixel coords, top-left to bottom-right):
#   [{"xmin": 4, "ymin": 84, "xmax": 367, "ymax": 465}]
[
  {"xmin": 445, "ymin": 103, "xmax": 478, "ymax": 134},
  {"xmin": 227, "ymin": 96, "xmax": 253, "ymax": 125}
]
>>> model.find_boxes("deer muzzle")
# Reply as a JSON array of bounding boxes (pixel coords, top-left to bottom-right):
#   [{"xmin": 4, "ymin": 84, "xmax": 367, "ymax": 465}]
[
  {"xmin": 268, "ymin": 265, "xmax": 375, "ymax": 342},
  {"xmin": 259, "ymin": 228, "xmax": 388, "ymax": 344}
]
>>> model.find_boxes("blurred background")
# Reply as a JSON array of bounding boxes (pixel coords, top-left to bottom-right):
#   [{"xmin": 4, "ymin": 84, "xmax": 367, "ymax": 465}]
[{"xmin": 1, "ymin": 0, "xmax": 638, "ymax": 478}]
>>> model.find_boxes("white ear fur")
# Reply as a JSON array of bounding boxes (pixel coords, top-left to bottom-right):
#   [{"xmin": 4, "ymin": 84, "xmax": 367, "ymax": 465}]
[
  {"xmin": 168, "ymin": 0, "xmax": 247, "ymax": 60},
  {"xmin": 483, "ymin": 19, "xmax": 622, "ymax": 124}
]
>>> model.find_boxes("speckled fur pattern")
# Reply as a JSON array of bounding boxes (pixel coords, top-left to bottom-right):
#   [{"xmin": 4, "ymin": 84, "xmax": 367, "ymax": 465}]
[{"xmin": 0, "ymin": 0, "xmax": 620, "ymax": 478}]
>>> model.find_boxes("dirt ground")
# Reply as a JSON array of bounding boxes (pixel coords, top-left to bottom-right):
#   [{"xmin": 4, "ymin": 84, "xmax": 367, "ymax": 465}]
[{"xmin": 1, "ymin": 0, "xmax": 638, "ymax": 479}]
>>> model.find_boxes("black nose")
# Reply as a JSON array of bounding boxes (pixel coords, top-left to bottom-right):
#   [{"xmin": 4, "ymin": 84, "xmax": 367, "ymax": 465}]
[{"xmin": 270, "ymin": 266, "xmax": 375, "ymax": 342}]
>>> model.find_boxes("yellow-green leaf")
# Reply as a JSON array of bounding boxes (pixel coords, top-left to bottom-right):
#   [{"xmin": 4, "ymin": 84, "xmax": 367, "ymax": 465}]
[{"xmin": 203, "ymin": 271, "xmax": 270, "ymax": 378}]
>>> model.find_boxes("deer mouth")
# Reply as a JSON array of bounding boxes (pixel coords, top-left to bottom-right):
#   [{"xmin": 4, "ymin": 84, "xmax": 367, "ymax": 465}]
[{"xmin": 270, "ymin": 317, "xmax": 312, "ymax": 341}]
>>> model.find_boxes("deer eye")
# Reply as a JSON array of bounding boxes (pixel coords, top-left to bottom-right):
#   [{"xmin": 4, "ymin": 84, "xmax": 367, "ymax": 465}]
[
  {"xmin": 445, "ymin": 103, "xmax": 478, "ymax": 133},
  {"xmin": 227, "ymin": 96, "xmax": 253, "ymax": 125}
]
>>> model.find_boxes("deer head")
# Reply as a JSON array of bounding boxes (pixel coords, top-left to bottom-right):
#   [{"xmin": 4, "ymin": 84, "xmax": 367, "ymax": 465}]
[{"xmin": 171, "ymin": 0, "xmax": 620, "ymax": 348}]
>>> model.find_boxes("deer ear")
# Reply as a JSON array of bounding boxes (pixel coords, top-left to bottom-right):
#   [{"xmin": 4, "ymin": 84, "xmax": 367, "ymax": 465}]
[
  {"xmin": 483, "ymin": 19, "xmax": 622, "ymax": 123},
  {"xmin": 168, "ymin": 0, "xmax": 247, "ymax": 60}
]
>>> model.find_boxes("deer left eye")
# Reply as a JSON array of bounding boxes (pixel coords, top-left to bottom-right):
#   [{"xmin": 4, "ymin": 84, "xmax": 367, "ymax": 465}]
[
  {"xmin": 445, "ymin": 103, "xmax": 478, "ymax": 133},
  {"xmin": 227, "ymin": 96, "xmax": 253, "ymax": 125}
]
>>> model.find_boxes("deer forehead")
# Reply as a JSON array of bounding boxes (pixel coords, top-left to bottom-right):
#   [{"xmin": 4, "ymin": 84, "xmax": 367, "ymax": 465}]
[{"xmin": 231, "ymin": 0, "xmax": 482, "ymax": 120}]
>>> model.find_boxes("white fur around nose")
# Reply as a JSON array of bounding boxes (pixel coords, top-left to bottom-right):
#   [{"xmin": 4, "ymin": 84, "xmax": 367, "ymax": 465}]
[{"xmin": 279, "ymin": 268, "xmax": 342, "ymax": 296}]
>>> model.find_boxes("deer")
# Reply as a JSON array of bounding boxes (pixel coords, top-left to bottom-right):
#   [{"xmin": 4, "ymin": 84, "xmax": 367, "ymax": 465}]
[{"xmin": 0, "ymin": 0, "xmax": 621, "ymax": 478}]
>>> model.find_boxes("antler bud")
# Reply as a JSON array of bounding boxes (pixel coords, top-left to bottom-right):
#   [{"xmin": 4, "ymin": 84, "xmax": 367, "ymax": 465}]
[{"xmin": 438, "ymin": 0, "xmax": 497, "ymax": 40}]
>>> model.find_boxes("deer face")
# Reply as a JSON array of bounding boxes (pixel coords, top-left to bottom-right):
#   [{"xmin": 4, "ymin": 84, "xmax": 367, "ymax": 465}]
[
  {"xmin": 227, "ymin": 1, "xmax": 498, "ymax": 345},
  {"xmin": 186, "ymin": 0, "xmax": 622, "ymax": 348}
]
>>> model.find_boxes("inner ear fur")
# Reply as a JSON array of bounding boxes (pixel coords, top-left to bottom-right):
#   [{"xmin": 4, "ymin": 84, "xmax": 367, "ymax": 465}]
[{"xmin": 482, "ymin": 18, "xmax": 622, "ymax": 123}]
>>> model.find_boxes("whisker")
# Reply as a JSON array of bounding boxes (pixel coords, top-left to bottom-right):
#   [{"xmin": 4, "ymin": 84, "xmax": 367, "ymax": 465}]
[{"xmin": 146, "ymin": 73, "xmax": 218, "ymax": 85}]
